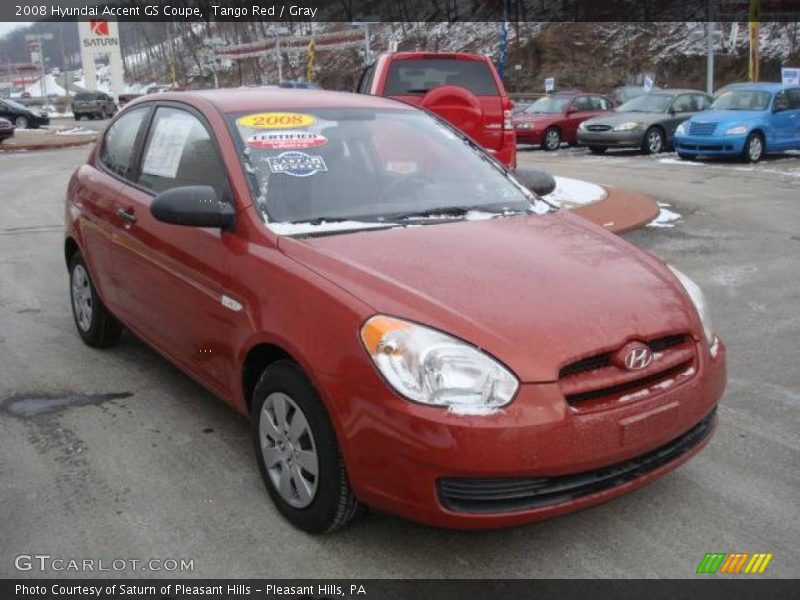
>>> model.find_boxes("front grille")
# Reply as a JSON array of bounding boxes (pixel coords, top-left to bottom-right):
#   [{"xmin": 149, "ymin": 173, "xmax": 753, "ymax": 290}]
[
  {"xmin": 688, "ymin": 122, "xmax": 717, "ymax": 136},
  {"xmin": 558, "ymin": 334, "xmax": 695, "ymax": 410},
  {"xmin": 437, "ymin": 409, "xmax": 716, "ymax": 514},
  {"xmin": 586, "ymin": 124, "xmax": 612, "ymax": 132}
]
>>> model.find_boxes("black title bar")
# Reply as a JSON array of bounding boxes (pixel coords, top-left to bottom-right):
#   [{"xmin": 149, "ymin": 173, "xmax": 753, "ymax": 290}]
[{"xmin": 4, "ymin": 0, "xmax": 800, "ymax": 23}]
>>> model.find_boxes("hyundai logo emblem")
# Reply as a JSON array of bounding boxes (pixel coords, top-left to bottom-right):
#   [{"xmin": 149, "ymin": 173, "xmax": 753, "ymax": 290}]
[{"xmin": 624, "ymin": 346, "xmax": 653, "ymax": 370}]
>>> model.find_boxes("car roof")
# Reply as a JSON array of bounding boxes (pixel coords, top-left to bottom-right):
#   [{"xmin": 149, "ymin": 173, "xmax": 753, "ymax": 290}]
[
  {"xmin": 384, "ymin": 51, "xmax": 489, "ymax": 62},
  {"xmin": 128, "ymin": 88, "xmax": 415, "ymax": 114},
  {"xmin": 645, "ymin": 89, "xmax": 708, "ymax": 96},
  {"xmin": 716, "ymin": 82, "xmax": 787, "ymax": 93}
]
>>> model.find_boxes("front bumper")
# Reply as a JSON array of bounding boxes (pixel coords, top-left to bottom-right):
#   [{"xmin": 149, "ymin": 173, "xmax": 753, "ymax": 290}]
[
  {"xmin": 577, "ymin": 129, "xmax": 645, "ymax": 148},
  {"xmin": 514, "ymin": 127, "xmax": 544, "ymax": 145},
  {"xmin": 324, "ymin": 339, "xmax": 726, "ymax": 529},
  {"xmin": 675, "ymin": 133, "xmax": 747, "ymax": 156}
]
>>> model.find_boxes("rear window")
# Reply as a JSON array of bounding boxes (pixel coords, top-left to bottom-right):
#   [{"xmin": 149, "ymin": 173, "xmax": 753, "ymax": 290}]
[{"xmin": 384, "ymin": 59, "xmax": 499, "ymax": 96}]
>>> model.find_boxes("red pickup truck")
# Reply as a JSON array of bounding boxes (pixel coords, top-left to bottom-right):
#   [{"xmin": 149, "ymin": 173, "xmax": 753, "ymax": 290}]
[{"xmin": 357, "ymin": 51, "xmax": 517, "ymax": 169}]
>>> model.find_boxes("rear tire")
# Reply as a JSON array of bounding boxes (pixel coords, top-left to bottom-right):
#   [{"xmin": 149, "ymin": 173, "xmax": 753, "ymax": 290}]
[
  {"xmin": 588, "ymin": 145, "xmax": 607, "ymax": 155},
  {"xmin": 251, "ymin": 360, "xmax": 365, "ymax": 533},
  {"xmin": 68, "ymin": 252, "xmax": 122, "ymax": 348},
  {"xmin": 542, "ymin": 127, "xmax": 561, "ymax": 151},
  {"xmin": 742, "ymin": 132, "xmax": 764, "ymax": 163}
]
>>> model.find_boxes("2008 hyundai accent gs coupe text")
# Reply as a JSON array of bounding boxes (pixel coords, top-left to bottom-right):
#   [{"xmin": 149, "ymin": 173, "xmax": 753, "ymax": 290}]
[{"xmin": 65, "ymin": 89, "xmax": 726, "ymax": 532}]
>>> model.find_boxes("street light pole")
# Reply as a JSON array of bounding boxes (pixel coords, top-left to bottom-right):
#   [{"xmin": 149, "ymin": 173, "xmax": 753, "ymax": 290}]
[{"xmin": 706, "ymin": 21, "xmax": 715, "ymax": 94}]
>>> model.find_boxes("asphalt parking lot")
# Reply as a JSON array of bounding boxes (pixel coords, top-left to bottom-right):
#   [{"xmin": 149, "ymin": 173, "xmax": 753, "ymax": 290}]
[{"xmin": 0, "ymin": 144, "xmax": 798, "ymax": 578}]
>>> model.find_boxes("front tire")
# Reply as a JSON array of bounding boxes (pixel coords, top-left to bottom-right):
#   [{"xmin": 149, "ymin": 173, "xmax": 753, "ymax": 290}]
[
  {"xmin": 14, "ymin": 116, "xmax": 29, "ymax": 129},
  {"xmin": 742, "ymin": 132, "xmax": 764, "ymax": 163},
  {"xmin": 69, "ymin": 252, "xmax": 122, "ymax": 347},
  {"xmin": 252, "ymin": 361, "xmax": 365, "ymax": 533},
  {"xmin": 542, "ymin": 127, "xmax": 561, "ymax": 151},
  {"xmin": 642, "ymin": 127, "xmax": 665, "ymax": 154}
]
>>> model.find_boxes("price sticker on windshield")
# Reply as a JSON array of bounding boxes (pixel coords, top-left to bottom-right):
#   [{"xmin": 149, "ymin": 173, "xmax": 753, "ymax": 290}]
[{"xmin": 237, "ymin": 112, "xmax": 316, "ymax": 129}]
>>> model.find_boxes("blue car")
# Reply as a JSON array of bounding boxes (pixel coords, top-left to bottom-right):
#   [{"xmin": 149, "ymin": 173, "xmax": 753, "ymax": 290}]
[{"xmin": 674, "ymin": 83, "xmax": 800, "ymax": 162}]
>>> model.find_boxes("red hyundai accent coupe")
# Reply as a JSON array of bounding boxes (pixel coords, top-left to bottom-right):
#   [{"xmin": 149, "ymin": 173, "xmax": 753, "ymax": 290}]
[{"xmin": 65, "ymin": 89, "xmax": 726, "ymax": 532}]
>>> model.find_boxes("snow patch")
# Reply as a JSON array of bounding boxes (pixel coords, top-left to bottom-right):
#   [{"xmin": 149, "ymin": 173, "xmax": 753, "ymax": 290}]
[
  {"xmin": 646, "ymin": 202, "xmax": 682, "ymax": 228},
  {"xmin": 268, "ymin": 220, "xmax": 397, "ymax": 235},
  {"xmin": 659, "ymin": 157, "xmax": 705, "ymax": 166},
  {"xmin": 55, "ymin": 127, "xmax": 96, "ymax": 136},
  {"xmin": 543, "ymin": 176, "xmax": 606, "ymax": 208},
  {"xmin": 710, "ymin": 337, "xmax": 720, "ymax": 359}
]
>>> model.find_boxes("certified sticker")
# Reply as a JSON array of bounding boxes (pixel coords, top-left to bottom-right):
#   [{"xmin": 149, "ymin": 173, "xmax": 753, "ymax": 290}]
[
  {"xmin": 247, "ymin": 130, "xmax": 327, "ymax": 150},
  {"xmin": 267, "ymin": 151, "xmax": 328, "ymax": 177},
  {"xmin": 237, "ymin": 112, "xmax": 316, "ymax": 129}
]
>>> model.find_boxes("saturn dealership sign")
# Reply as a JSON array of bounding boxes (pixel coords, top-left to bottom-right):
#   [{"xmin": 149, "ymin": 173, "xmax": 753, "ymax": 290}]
[{"xmin": 77, "ymin": 19, "xmax": 124, "ymax": 99}]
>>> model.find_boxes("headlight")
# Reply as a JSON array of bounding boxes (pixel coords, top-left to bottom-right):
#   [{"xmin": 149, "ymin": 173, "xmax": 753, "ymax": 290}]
[
  {"xmin": 676, "ymin": 122, "xmax": 688, "ymax": 135},
  {"xmin": 667, "ymin": 265, "xmax": 715, "ymax": 347},
  {"xmin": 578, "ymin": 121, "xmax": 588, "ymax": 130},
  {"xmin": 725, "ymin": 125, "xmax": 748, "ymax": 135},
  {"xmin": 360, "ymin": 315, "xmax": 519, "ymax": 413},
  {"xmin": 613, "ymin": 121, "xmax": 642, "ymax": 131}
]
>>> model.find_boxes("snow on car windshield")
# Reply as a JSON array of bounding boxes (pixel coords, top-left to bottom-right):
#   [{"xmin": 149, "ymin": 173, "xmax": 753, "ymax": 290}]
[
  {"xmin": 229, "ymin": 108, "xmax": 542, "ymax": 233},
  {"xmin": 711, "ymin": 90, "xmax": 771, "ymax": 111},
  {"xmin": 617, "ymin": 93, "xmax": 673, "ymax": 113}
]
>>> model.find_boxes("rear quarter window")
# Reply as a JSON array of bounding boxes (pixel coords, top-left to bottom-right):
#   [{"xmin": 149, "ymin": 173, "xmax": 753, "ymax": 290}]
[{"xmin": 384, "ymin": 59, "xmax": 499, "ymax": 96}]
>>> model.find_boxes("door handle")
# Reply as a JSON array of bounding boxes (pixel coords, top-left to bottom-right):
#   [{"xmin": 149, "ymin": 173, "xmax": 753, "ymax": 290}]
[{"xmin": 116, "ymin": 207, "xmax": 137, "ymax": 224}]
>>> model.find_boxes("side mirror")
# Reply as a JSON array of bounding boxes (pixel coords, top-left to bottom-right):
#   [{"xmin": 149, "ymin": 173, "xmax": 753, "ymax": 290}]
[
  {"xmin": 151, "ymin": 186, "xmax": 234, "ymax": 229},
  {"xmin": 513, "ymin": 168, "xmax": 557, "ymax": 197}
]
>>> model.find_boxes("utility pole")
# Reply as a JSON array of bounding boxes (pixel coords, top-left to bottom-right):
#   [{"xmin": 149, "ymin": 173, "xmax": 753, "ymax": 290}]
[
  {"xmin": 25, "ymin": 33, "xmax": 53, "ymax": 102},
  {"xmin": 706, "ymin": 22, "xmax": 715, "ymax": 94}
]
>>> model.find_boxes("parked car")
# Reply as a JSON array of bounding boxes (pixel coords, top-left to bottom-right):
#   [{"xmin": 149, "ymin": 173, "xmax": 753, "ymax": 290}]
[
  {"xmin": 512, "ymin": 92, "xmax": 615, "ymax": 150},
  {"xmin": 0, "ymin": 117, "xmax": 14, "ymax": 142},
  {"xmin": 65, "ymin": 89, "xmax": 725, "ymax": 533},
  {"xmin": 577, "ymin": 89, "xmax": 712, "ymax": 154},
  {"xmin": 674, "ymin": 83, "xmax": 800, "ymax": 163},
  {"xmin": 612, "ymin": 84, "xmax": 662, "ymax": 104},
  {"xmin": 72, "ymin": 91, "xmax": 117, "ymax": 120},
  {"xmin": 357, "ymin": 51, "xmax": 517, "ymax": 168},
  {"xmin": 0, "ymin": 98, "xmax": 50, "ymax": 129},
  {"xmin": 279, "ymin": 81, "xmax": 321, "ymax": 89}
]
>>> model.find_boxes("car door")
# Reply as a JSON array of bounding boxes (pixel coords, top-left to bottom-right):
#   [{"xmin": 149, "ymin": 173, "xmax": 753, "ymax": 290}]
[
  {"xmin": 109, "ymin": 104, "xmax": 235, "ymax": 394},
  {"xmin": 665, "ymin": 94, "xmax": 698, "ymax": 140},
  {"xmin": 772, "ymin": 89, "xmax": 800, "ymax": 148},
  {"xmin": 562, "ymin": 96, "xmax": 592, "ymax": 141},
  {"xmin": 82, "ymin": 105, "xmax": 152, "ymax": 309}
]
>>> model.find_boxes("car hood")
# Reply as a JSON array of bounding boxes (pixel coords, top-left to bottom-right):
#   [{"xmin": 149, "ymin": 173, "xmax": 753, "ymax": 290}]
[
  {"xmin": 586, "ymin": 111, "xmax": 666, "ymax": 126},
  {"xmin": 278, "ymin": 212, "xmax": 698, "ymax": 382},
  {"xmin": 687, "ymin": 109, "xmax": 765, "ymax": 125}
]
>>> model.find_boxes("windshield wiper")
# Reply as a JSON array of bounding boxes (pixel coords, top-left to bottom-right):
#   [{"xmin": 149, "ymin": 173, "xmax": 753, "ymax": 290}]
[{"xmin": 387, "ymin": 205, "xmax": 528, "ymax": 221}]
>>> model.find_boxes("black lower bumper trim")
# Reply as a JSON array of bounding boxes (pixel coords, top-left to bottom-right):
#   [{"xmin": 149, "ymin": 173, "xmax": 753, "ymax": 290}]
[{"xmin": 437, "ymin": 408, "xmax": 717, "ymax": 514}]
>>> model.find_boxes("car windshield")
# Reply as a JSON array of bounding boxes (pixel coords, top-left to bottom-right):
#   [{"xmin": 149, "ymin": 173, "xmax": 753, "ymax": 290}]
[
  {"xmin": 3, "ymin": 99, "xmax": 30, "ymax": 111},
  {"xmin": 524, "ymin": 96, "xmax": 572, "ymax": 114},
  {"xmin": 384, "ymin": 59, "xmax": 499, "ymax": 96},
  {"xmin": 617, "ymin": 93, "xmax": 672, "ymax": 113},
  {"xmin": 710, "ymin": 90, "xmax": 771, "ymax": 111},
  {"xmin": 228, "ymin": 108, "xmax": 545, "ymax": 234}
]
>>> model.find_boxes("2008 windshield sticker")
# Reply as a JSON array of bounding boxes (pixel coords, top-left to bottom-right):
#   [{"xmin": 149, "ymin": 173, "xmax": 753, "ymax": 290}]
[
  {"xmin": 267, "ymin": 151, "xmax": 328, "ymax": 177},
  {"xmin": 237, "ymin": 112, "xmax": 316, "ymax": 129},
  {"xmin": 247, "ymin": 130, "xmax": 327, "ymax": 150}
]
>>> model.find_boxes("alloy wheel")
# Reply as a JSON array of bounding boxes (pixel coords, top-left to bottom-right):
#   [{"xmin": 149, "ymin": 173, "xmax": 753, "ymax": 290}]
[
  {"xmin": 15, "ymin": 116, "xmax": 29, "ymax": 129},
  {"xmin": 748, "ymin": 136, "xmax": 763, "ymax": 162},
  {"xmin": 545, "ymin": 129, "xmax": 560, "ymax": 151},
  {"xmin": 647, "ymin": 129, "xmax": 663, "ymax": 153},
  {"xmin": 259, "ymin": 392, "xmax": 319, "ymax": 508},
  {"xmin": 71, "ymin": 264, "xmax": 93, "ymax": 332}
]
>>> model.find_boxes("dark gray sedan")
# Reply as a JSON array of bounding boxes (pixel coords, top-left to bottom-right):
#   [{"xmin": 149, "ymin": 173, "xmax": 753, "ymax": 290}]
[{"xmin": 577, "ymin": 89, "xmax": 712, "ymax": 154}]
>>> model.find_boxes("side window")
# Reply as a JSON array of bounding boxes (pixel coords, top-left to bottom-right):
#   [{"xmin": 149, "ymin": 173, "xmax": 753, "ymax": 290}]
[
  {"xmin": 590, "ymin": 96, "xmax": 610, "ymax": 110},
  {"xmin": 693, "ymin": 94, "xmax": 711, "ymax": 110},
  {"xmin": 773, "ymin": 91, "xmax": 789, "ymax": 111},
  {"xmin": 573, "ymin": 96, "xmax": 592, "ymax": 111},
  {"xmin": 137, "ymin": 107, "xmax": 228, "ymax": 201},
  {"xmin": 357, "ymin": 64, "xmax": 375, "ymax": 94},
  {"xmin": 99, "ymin": 107, "xmax": 149, "ymax": 179},
  {"xmin": 671, "ymin": 95, "xmax": 695, "ymax": 113},
  {"xmin": 786, "ymin": 89, "xmax": 800, "ymax": 110}
]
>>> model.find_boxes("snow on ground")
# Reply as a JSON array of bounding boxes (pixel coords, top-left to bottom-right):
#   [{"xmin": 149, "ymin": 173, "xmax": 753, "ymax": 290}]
[
  {"xmin": 543, "ymin": 176, "xmax": 606, "ymax": 208},
  {"xmin": 54, "ymin": 127, "xmax": 96, "ymax": 136},
  {"xmin": 646, "ymin": 202, "xmax": 682, "ymax": 228},
  {"xmin": 659, "ymin": 157, "xmax": 705, "ymax": 166}
]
